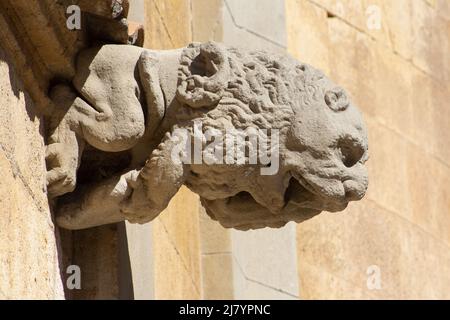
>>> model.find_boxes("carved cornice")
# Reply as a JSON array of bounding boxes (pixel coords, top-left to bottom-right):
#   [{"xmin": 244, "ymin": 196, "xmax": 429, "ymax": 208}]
[{"xmin": 0, "ymin": 0, "xmax": 143, "ymax": 115}]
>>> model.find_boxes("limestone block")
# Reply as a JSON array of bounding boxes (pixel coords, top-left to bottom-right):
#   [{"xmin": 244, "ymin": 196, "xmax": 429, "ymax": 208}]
[
  {"xmin": 70, "ymin": 225, "xmax": 120, "ymax": 299},
  {"xmin": 0, "ymin": 151, "xmax": 64, "ymax": 299},
  {"xmin": 361, "ymin": 0, "xmax": 406, "ymax": 53},
  {"xmin": 231, "ymin": 224, "xmax": 299, "ymax": 298},
  {"xmin": 286, "ymin": 0, "xmax": 331, "ymax": 73},
  {"xmin": 411, "ymin": 0, "xmax": 450, "ymax": 82},
  {"xmin": 430, "ymin": 81, "xmax": 450, "ymax": 165},
  {"xmin": 153, "ymin": 218, "xmax": 201, "ymax": 299},
  {"xmin": 224, "ymin": 0, "xmax": 287, "ymax": 47},
  {"xmin": 304, "ymin": 0, "xmax": 396, "ymax": 56},
  {"xmin": 296, "ymin": 0, "xmax": 450, "ymax": 82},
  {"xmin": 325, "ymin": 15, "xmax": 413, "ymax": 131},
  {"xmin": 199, "ymin": 207, "xmax": 231, "ymax": 254},
  {"xmin": 437, "ymin": 0, "xmax": 450, "ymax": 20},
  {"xmin": 128, "ymin": 0, "xmax": 145, "ymax": 22},
  {"xmin": 0, "ymin": 49, "xmax": 64, "ymax": 299},
  {"xmin": 222, "ymin": 1, "xmax": 286, "ymax": 53},
  {"xmin": 309, "ymin": 0, "xmax": 366, "ymax": 28},
  {"xmin": 144, "ymin": 0, "xmax": 192, "ymax": 49},
  {"xmin": 405, "ymin": 140, "xmax": 450, "ymax": 247},
  {"xmin": 201, "ymin": 253, "xmax": 234, "ymax": 299},
  {"xmin": 154, "ymin": 187, "xmax": 202, "ymax": 291},
  {"xmin": 366, "ymin": 116, "xmax": 450, "ymax": 247},
  {"xmin": 297, "ymin": 200, "xmax": 450, "ymax": 299},
  {"xmin": 381, "ymin": 0, "xmax": 413, "ymax": 60},
  {"xmin": 232, "ymin": 255, "xmax": 298, "ymax": 300},
  {"xmin": 152, "ymin": 187, "xmax": 202, "ymax": 299},
  {"xmin": 122, "ymin": 222, "xmax": 154, "ymax": 300},
  {"xmin": 410, "ymin": 69, "xmax": 434, "ymax": 149},
  {"xmin": 333, "ymin": 31, "xmax": 374, "ymax": 115},
  {"xmin": 364, "ymin": 119, "xmax": 411, "ymax": 215},
  {"xmin": 324, "ymin": 15, "xmax": 449, "ymax": 165},
  {"xmin": 191, "ymin": 0, "xmax": 223, "ymax": 42},
  {"xmin": 0, "ymin": 51, "xmax": 48, "ymax": 209},
  {"xmin": 236, "ymin": 282, "xmax": 298, "ymax": 300},
  {"xmin": 298, "ymin": 262, "xmax": 376, "ymax": 299},
  {"xmin": 395, "ymin": 219, "xmax": 450, "ymax": 299}
]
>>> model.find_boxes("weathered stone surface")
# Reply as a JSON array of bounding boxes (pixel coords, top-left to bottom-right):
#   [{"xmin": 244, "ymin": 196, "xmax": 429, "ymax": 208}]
[
  {"xmin": 298, "ymin": 262, "xmax": 375, "ymax": 300},
  {"xmin": 224, "ymin": 0, "xmax": 287, "ymax": 48},
  {"xmin": 152, "ymin": 187, "xmax": 202, "ymax": 299},
  {"xmin": 232, "ymin": 258, "xmax": 298, "ymax": 300},
  {"xmin": 121, "ymin": 222, "xmax": 154, "ymax": 300},
  {"xmin": 0, "ymin": 48, "xmax": 64, "ymax": 299},
  {"xmin": 144, "ymin": 0, "xmax": 192, "ymax": 49},
  {"xmin": 47, "ymin": 41, "xmax": 369, "ymax": 231},
  {"xmin": 201, "ymin": 253, "xmax": 234, "ymax": 299},
  {"xmin": 192, "ymin": 0, "xmax": 223, "ymax": 42},
  {"xmin": 231, "ymin": 223, "xmax": 299, "ymax": 298},
  {"xmin": 155, "ymin": 187, "xmax": 202, "ymax": 291},
  {"xmin": 199, "ymin": 207, "xmax": 234, "ymax": 299},
  {"xmin": 222, "ymin": 1, "xmax": 286, "ymax": 53},
  {"xmin": 0, "ymin": 0, "xmax": 140, "ymax": 114},
  {"xmin": 0, "ymin": 53, "xmax": 48, "ymax": 209},
  {"xmin": 297, "ymin": 200, "xmax": 450, "ymax": 299},
  {"xmin": 0, "ymin": 151, "xmax": 64, "ymax": 299},
  {"xmin": 294, "ymin": 0, "xmax": 450, "ymax": 82},
  {"xmin": 286, "ymin": 0, "xmax": 330, "ymax": 73},
  {"xmin": 69, "ymin": 224, "xmax": 120, "ymax": 299},
  {"xmin": 199, "ymin": 207, "xmax": 231, "ymax": 255},
  {"xmin": 410, "ymin": 0, "xmax": 450, "ymax": 83},
  {"xmin": 287, "ymin": 0, "xmax": 450, "ymax": 300}
]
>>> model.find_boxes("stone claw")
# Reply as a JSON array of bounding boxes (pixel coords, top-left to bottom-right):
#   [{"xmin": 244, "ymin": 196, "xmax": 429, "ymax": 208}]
[{"xmin": 45, "ymin": 143, "xmax": 78, "ymax": 198}]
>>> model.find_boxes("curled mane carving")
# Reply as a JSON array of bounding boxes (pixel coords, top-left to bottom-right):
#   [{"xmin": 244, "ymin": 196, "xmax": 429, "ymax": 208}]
[{"xmin": 176, "ymin": 42, "xmax": 334, "ymax": 133}]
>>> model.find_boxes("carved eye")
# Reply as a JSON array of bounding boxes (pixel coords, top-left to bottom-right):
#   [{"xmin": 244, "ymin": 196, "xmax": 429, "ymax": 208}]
[
  {"xmin": 325, "ymin": 88, "xmax": 349, "ymax": 111},
  {"xmin": 338, "ymin": 137, "xmax": 366, "ymax": 168}
]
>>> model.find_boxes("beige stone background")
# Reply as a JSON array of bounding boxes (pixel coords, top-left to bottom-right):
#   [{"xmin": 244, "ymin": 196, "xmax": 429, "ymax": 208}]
[{"xmin": 0, "ymin": 0, "xmax": 449, "ymax": 299}]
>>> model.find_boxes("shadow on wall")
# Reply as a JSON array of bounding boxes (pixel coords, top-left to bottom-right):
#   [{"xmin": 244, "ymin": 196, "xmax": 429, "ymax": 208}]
[{"xmin": 0, "ymin": 50, "xmax": 36, "ymax": 122}]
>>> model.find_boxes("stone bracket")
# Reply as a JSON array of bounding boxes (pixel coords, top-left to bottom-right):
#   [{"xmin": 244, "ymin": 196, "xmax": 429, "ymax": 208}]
[{"xmin": 0, "ymin": 0, "xmax": 143, "ymax": 115}]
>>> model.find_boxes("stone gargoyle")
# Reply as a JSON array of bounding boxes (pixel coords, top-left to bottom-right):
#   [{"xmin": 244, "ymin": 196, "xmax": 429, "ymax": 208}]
[{"xmin": 46, "ymin": 41, "xmax": 369, "ymax": 231}]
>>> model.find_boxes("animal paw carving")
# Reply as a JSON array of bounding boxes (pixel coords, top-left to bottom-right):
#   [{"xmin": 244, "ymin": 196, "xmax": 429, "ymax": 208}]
[{"xmin": 46, "ymin": 143, "xmax": 78, "ymax": 198}]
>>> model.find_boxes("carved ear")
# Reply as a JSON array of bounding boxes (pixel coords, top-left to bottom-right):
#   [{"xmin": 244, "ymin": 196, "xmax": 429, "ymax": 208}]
[
  {"xmin": 324, "ymin": 87, "xmax": 349, "ymax": 111},
  {"xmin": 177, "ymin": 42, "xmax": 231, "ymax": 108}
]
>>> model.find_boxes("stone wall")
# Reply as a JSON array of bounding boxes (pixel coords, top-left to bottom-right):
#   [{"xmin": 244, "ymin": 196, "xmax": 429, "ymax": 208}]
[
  {"xmin": 0, "ymin": 47, "xmax": 64, "ymax": 299},
  {"xmin": 0, "ymin": 0, "xmax": 448, "ymax": 300},
  {"xmin": 286, "ymin": 0, "xmax": 450, "ymax": 299}
]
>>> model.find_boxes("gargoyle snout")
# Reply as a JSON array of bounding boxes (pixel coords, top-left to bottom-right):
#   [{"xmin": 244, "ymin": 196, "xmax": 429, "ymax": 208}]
[{"xmin": 343, "ymin": 179, "xmax": 367, "ymax": 201}]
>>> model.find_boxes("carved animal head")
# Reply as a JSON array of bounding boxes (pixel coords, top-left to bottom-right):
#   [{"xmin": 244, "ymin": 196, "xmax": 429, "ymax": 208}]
[{"xmin": 176, "ymin": 42, "xmax": 369, "ymax": 230}]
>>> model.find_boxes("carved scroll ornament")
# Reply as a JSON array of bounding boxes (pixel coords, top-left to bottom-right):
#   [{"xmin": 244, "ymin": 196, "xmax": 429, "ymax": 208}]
[{"xmin": 46, "ymin": 42, "xmax": 369, "ymax": 230}]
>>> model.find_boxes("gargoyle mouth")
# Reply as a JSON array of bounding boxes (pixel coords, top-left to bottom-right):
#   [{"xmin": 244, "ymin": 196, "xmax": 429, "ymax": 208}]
[
  {"xmin": 284, "ymin": 176, "xmax": 318, "ymax": 209},
  {"xmin": 284, "ymin": 173, "xmax": 348, "ymax": 212}
]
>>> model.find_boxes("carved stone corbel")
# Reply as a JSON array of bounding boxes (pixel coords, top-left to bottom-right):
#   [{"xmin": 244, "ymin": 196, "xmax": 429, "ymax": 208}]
[
  {"xmin": 0, "ymin": 1, "xmax": 368, "ymax": 231},
  {"xmin": 46, "ymin": 41, "xmax": 369, "ymax": 231}
]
